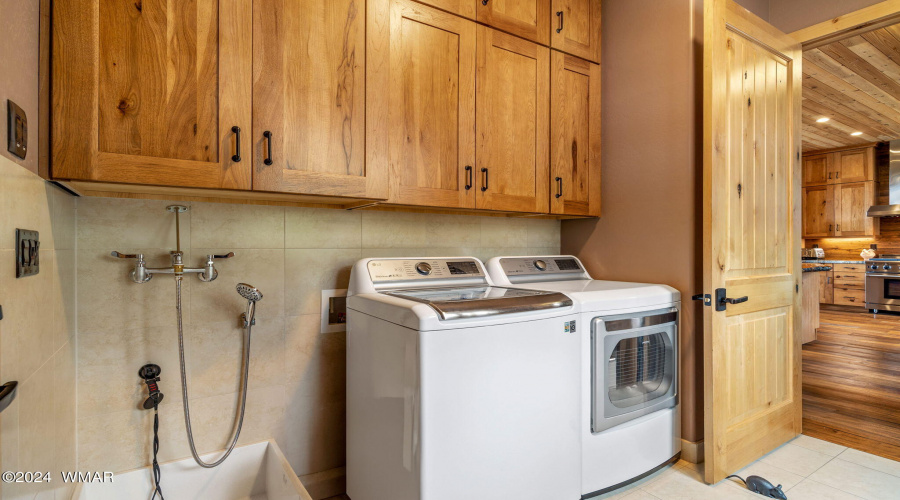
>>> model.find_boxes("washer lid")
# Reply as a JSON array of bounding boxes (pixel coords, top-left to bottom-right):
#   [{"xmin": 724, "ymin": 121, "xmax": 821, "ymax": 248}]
[{"xmin": 383, "ymin": 286, "xmax": 572, "ymax": 320}]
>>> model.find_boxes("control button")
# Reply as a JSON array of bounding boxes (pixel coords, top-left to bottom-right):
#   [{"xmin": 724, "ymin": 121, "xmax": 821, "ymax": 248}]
[
  {"xmin": 533, "ymin": 259, "xmax": 547, "ymax": 271},
  {"xmin": 871, "ymin": 264, "xmax": 879, "ymax": 270},
  {"xmin": 884, "ymin": 265, "xmax": 893, "ymax": 271},
  {"xmin": 415, "ymin": 262, "xmax": 432, "ymax": 276}
]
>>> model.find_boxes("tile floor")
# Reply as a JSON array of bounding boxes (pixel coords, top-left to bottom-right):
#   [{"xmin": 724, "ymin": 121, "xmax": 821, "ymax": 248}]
[{"xmin": 594, "ymin": 435, "xmax": 900, "ymax": 500}]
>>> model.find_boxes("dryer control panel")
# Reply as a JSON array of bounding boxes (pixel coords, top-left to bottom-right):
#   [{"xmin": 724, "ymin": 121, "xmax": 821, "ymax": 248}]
[
  {"xmin": 368, "ymin": 258, "xmax": 485, "ymax": 284},
  {"xmin": 499, "ymin": 257, "xmax": 585, "ymax": 277}
]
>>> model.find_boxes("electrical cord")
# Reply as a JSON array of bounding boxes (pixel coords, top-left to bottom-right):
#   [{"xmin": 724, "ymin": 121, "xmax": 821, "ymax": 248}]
[{"xmin": 151, "ymin": 400, "xmax": 164, "ymax": 500}]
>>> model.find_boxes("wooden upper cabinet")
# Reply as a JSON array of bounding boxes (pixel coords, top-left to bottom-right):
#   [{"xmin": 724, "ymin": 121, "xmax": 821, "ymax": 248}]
[
  {"xmin": 834, "ymin": 148, "xmax": 874, "ymax": 184},
  {"xmin": 476, "ymin": 26, "xmax": 550, "ymax": 213},
  {"xmin": 834, "ymin": 181, "xmax": 878, "ymax": 237},
  {"xmin": 370, "ymin": 0, "xmax": 477, "ymax": 208},
  {"xmin": 253, "ymin": 0, "xmax": 385, "ymax": 199},
  {"xmin": 550, "ymin": 52, "xmax": 600, "ymax": 216},
  {"xmin": 52, "ymin": 0, "xmax": 253, "ymax": 189},
  {"xmin": 476, "ymin": 0, "xmax": 550, "ymax": 45},
  {"xmin": 801, "ymin": 153, "xmax": 832, "ymax": 186},
  {"xmin": 551, "ymin": 0, "xmax": 601, "ymax": 63},
  {"xmin": 802, "ymin": 185, "xmax": 834, "ymax": 238}
]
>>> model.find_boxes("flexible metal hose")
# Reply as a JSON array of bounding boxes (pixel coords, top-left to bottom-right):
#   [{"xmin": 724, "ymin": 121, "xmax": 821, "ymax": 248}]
[{"xmin": 175, "ymin": 276, "xmax": 252, "ymax": 468}]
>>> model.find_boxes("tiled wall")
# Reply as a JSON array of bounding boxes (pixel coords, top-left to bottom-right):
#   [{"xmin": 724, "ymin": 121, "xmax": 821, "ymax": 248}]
[
  {"xmin": 0, "ymin": 156, "xmax": 77, "ymax": 500},
  {"xmin": 75, "ymin": 197, "xmax": 560, "ymax": 479}
]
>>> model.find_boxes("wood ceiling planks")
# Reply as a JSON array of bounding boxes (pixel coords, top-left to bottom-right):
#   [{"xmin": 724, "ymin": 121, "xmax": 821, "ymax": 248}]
[{"xmin": 802, "ymin": 24, "xmax": 900, "ymax": 152}]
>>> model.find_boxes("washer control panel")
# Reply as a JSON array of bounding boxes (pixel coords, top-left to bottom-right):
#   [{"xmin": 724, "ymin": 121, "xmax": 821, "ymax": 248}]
[
  {"xmin": 368, "ymin": 258, "xmax": 484, "ymax": 283},
  {"xmin": 499, "ymin": 257, "xmax": 585, "ymax": 277}
]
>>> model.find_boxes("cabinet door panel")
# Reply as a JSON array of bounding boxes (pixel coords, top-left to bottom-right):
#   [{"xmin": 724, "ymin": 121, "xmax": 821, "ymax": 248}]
[
  {"xmin": 819, "ymin": 271, "xmax": 833, "ymax": 304},
  {"xmin": 551, "ymin": 0, "xmax": 600, "ymax": 63},
  {"xmin": 254, "ymin": 0, "xmax": 383, "ymax": 198},
  {"xmin": 412, "ymin": 0, "xmax": 475, "ymax": 18},
  {"xmin": 476, "ymin": 0, "xmax": 550, "ymax": 45},
  {"xmin": 550, "ymin": 51, "xmax": 600, "ymax": 216},
  {"xmin": 834, "ymin": 181, "xmax": 876, "ymax": 236},
  {"xmin": 476, "ymin": 27, "xmax": 549, "ymax": 213},
  {"xmin": 370, "ymin": 0, "xmax": 476, "ymax": 208},
  {"xmin": 835, "ymin": 148, "xmax": 873, "ymax": 183},
  {"xmin": 801, "ymin": 153, "xmax": 831, "ymax": 186},
  {"xmin": 802, "ymin": 185, "xmax": 833, "ymax": 238}
]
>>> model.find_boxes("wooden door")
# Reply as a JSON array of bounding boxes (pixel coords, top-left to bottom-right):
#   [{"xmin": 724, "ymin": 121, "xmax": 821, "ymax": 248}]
[
  {"xmin": 834, "ymin": 181, "xmax": 876, "ymax": 236},
  {"xmin": 53, "ymin": 0, "xmax": 252, "ymax": 189},
  {"xmin": 253, "ymin": 0, "xmax": 386, "ymax": 199},
  {"xmin": 801, "ymin": 153, "xmax": 832, "ymax": 186},
  {"xmin": 802, "ymin": 185, "xmax": 834, "ymax": 238},
  {"xmin": 476, "ymin": 0, "xmax": 550, "ymax": 45},
  {"xmin": 703, "ymin": 0, "xmax": 803, "ymax": 483},
  {"xmin": 550, "ymin": 0, "xmax": 601, "ymax": 63},
  {"xmin": 819, "ymin": 271, "xmax": 834, "ymax": 304},
  {"xmin": 476, "ymin": 26, "xmax": 550, "ymax": 213},
  {"xmin": 369, "ymin": 0, "xmax": 477, "ymax": 208},
  {"xmin": 550, "ymin": 52, "xmax": 600, "ymax": 216},
  {"xmin": 834, "ymin": 148, "xmax": 874, "ymax": 183}
]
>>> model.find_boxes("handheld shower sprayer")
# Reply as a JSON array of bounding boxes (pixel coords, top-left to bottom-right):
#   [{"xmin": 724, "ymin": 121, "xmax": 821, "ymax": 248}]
[{"xmin": 236, "ymin": 283, "xmax": 263, "ymax": 327}]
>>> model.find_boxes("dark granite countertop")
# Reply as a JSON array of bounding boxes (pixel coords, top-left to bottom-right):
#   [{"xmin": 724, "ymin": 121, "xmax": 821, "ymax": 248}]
[
  {"xmin": 802, "ymin": 259, "xmax": 865, "ymax": 264},
  {"xmin": 802, "ymin": 266, "xmax": 833, "ymax": 273}
]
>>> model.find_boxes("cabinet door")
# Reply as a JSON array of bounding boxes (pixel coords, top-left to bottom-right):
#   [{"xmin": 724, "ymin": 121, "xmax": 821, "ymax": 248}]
[
  {"xmin": 369, "ymin": 0, "xmax": 477, "ymax": 208},
  {"xmin": 476, "ymin": 26, "xmax": 550, "ymax": 213},
  {"xmin": 412, "ymin": 0, "xmax": 475, "ymax": 18},
  {"xmin": 834, "ymin": 148, "xmax": 874, "ymax": 183},
  {"xmin": 253, "ymin": 0, "xmax": 385, "ymax": 199},
  {"xmin": 834, "ymin": 181, "xmax": 877, "ymax": 236},
  {"xmin": 550, "ymin": 0, "xmax": 601, "ymax": 63},
  {"xmin": 802, "ymin": 185, "xmax": 834, "ymax": 238},
  {"xmin": 550, "ymin": 52, "xmax": 600, "ymax": 216},
  {"xmin": 819, "ymin": 271, "xmax": 833, "ymax": 304},
  {"xmin": 476, "ymin": 0, "xmax": 550, "ymax": 45},
  {"xmin": 801, "ymin": 153, "xmax": 832, "ymax": 186},
  {"xmin": 53, "ymin": 0, "xmax": 252, "ymax": 189}
]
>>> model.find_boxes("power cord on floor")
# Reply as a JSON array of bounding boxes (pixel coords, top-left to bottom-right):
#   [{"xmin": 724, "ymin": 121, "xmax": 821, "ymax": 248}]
[
  {"xmin": 151, "ymin": 401, "xmax": 165, "ymax": 500},
  {"xmin": 140, "ymin": 364, "xmax": 165, "ymax": 500}
]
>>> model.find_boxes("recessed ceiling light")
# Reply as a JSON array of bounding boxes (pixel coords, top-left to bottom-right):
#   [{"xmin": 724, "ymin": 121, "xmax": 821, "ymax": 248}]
[
  {"xmin": 816, "ymin": 117, "xmax": 830, "ymax": 123},
  {"xmin": 851, "ymin": 131, "xmax": 863, "ymax": 136}
]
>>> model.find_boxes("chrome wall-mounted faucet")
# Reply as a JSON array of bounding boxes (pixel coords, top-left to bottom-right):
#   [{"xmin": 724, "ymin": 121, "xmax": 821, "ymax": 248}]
[{"xmin": 111, "ymin": 205, "xmax": 234, "ymax": 283}]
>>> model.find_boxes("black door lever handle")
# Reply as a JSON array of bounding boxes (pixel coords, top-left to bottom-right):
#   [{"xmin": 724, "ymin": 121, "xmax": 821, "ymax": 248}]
[
  {"xmin": 723, "ymin": 296, "xmax": 748, "ymax": 305},
  {"xmin": 715, "ymin": 288, "xmax": 748, "ymax": 311}
]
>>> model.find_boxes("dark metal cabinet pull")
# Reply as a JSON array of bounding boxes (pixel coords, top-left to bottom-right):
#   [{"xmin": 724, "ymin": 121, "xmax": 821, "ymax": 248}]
[
  {"xmin": 263, "ymin": 131, "xmax": 273, "ymax": 166},
  {"xmin": 555, "ymin": 176, "xmax": 563, "ymax": 198},
  {"xmin": 482, "ymin": 0, "xmax": 489, "ymax": 5},
  {"xmin": 465, "ymin": 166, "xmax": 473, "ymax": 190},
  {"xmin": 829, "ymin": 224, "xmax": 833, "ymax": 232},
  {"xmin": 481, "ymin": 167, "xmax": 489, "ymax": 192},
  {"xmin": 231, "ymin": 126, "xmax": 242, "ymax": 162},
  {"xmin": 556, "ymin": 11, "xmax": 564, "ymax": 33}
]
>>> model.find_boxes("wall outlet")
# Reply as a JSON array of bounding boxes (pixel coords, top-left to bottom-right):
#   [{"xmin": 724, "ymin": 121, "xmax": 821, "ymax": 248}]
[
  {"xmin": 321, "ymin": 289, "xmax": 348, "ymax": 333},
  {"xmin": 15, "ymin": 229, "xmax": 39, "ymax": 278}
]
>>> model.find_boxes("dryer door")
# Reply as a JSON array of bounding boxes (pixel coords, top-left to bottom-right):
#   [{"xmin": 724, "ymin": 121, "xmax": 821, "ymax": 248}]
[{"xmin": 592, "ymin": 308, "xmax": 678, "ymax": 433}]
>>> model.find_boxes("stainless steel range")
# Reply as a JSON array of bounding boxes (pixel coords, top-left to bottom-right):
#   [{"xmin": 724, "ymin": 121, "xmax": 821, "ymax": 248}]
[{"xmin": 865, "ymin": 255, "xmax": 900, "ymax": 313}]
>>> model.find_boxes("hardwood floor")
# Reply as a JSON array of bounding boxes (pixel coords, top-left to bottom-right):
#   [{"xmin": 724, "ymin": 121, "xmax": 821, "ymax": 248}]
[{"xmin": 803, "ymin": 307, "xmax": 900, "ymax": 461}]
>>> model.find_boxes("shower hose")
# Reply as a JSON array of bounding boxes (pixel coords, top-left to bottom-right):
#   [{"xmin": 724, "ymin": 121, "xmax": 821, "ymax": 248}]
[{"xmin": 175, "ymin": 276, "xmax": 253, "ymax": 468}]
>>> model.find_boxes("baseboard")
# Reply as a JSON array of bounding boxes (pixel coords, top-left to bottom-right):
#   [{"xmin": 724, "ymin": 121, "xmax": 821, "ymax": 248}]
[
  {"xmin": 299, "ymin": 467, "xmax": 346, "ymax": 500},
  {"xmin": 681, "ymin": 439, "xmax": 704, "ymax": 464}
]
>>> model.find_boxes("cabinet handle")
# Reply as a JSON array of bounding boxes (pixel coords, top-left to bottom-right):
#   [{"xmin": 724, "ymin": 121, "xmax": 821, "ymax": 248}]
[
  {"xmin": 837, "ymin": 224, "xmax": 840, "ymax": 231},
  {"xmin": 263, "ymin": 131, "xmax": 273, "ymax": 166},
  {"xmin": 829, "ymin": 224, "xmax": 833, "ymax": 232},
  {"xmin": 555, "ymin": 176, "xmax": 563, "ymax": 198},
  {"xmin": 465, "ymin": 166, "xmax": 473, "ymax": 190},
  {"xmin": 827, "ymin": 276, "xmax": 831, "ymax": 284},
  {"xmin": 556, "ymin": 11, "xmax": 564, "ymax": 33},
  {"xmin": 231, "ymin": 126, "xmax": 242, "ymax": 162},
  {"xmin": 481, "ymin": 167, "xmax": 489, "ymax": 192},
  {"xmin": 482, "ymin": 0, "xmax": 488, "ymax": 4},
  {"xmin": 836, "ymin": 171, "xmax": 840, "ymax": 179},
  {"xmin": 828, "ymin": 172, "xmax": 832, "ymax": 179}
]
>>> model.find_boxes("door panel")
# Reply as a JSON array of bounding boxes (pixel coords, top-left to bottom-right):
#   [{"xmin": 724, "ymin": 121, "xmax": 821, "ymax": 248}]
[
  {"xmin": 835, "ymin": 148, "xmax": 873, "ymax": 183},
  {"xmin": 254, "ymin": 0, "xmax": 385, "ymax": 198},
  {"xmin": 819, "ymin": 271, "xmax": 833, "ymax": 304},
  {"xmin": 412, "ymin": 0, "xmax": 475, "ymax": 18},
  {"xmin": 551, "ymin": 0, "xmax": 601, "ymax": 63},
  {"xmin": 370, "ymin": 0, "xmax": 476, "ymax": 208},
  {"xmin": 550, "ymin": 52, "xmax": 600, "ymax": 216},
  {"xmin": 801, "ymin": 153, "xmax": 831, "ymax": 186},
  {"xmin": 802, "ymin": 185, "xmax": 833, "ymax": 237},
  {"xmin": 476, "ymin": 26, "xmax": 549, "ymax": 213},
  {"xmin": 476, "ymin": 0, "xmax": 550, "ymax": 45},
  {"xmin": 834, "ymin": 181, "xmax": 876, "ymax": 236},
  {"xmin": 704, "ymin": 0, "xmax": 802, "ymax": 483}
]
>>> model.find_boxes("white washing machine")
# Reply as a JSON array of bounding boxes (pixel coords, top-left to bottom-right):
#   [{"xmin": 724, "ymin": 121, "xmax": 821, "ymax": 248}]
[
  {"xmin": 486, "ymin": 256, "xmax": 681, "ymax": 498},
  {"xmin": 346, "ymin": 257, "xmax": 582, "ymax": 500}
]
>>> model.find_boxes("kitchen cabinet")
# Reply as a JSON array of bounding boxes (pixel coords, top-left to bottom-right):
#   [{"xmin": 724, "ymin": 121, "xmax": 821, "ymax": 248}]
[
  {"xmin": 52, "ymin": 0, "xmax": 253, "ymax": 190},
  {"xmin": 814, "ymin": 263, "xmax": 866, "ymax": 307},
  {"xmin": 834, "ymin": 288, "xmax": 866, "ymax": 307},
  {"xmin": 550, "ymin": 51, "xmax": 600, "ymax": 216},
  {"xmin": 413, "ymin": 0, "xmax": 476, "ymax": 18},
  {"xmin": 801, "ymin": 271, "xmax": 820, "ymax": 344},
  {"xmin": 477, "ymin": 0, "xmax": 551, "ymax": 45},
  {"xmin": 802, "ymin": 153, "xmax": 832, "ymax": 187},
  {"xmin": 476, "ymin": 26, "xmax": 550, "ymax": 213},
  {"xmin": 802, "ymin": 182, "xmax": 877, "ymax": 238},
  {"xmin": 802, "ymin": 185, "xmax": 834, "ymax": 237},
  {"xmin": 819, "ymin": 271, "xmax": 834, "ymax": 304},
  {"xmin": 551, "ymin": 0, "xmax": 601, "ymax": 63},
  {"xmin": 801, "ymin": 146, "xmax": 874, "ymax": 187},
  {"xmin": 253, "ymin": 0, "xmax": 387, "ymax": 199}
]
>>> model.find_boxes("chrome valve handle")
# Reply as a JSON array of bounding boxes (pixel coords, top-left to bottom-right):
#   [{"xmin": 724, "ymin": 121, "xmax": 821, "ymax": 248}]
[
  {"xmin": 199, "ymin": 252, "xmax": 235, "ymax": 282},
  {"xmin": 111, "ymin": 251, "xmax": 152, "ymax": 283}
]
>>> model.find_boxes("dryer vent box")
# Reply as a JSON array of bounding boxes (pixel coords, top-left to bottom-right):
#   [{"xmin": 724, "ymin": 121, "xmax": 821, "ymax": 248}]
[{"xmin": 7, "ymin": 100, "xmax": 27, "ymax": 160}]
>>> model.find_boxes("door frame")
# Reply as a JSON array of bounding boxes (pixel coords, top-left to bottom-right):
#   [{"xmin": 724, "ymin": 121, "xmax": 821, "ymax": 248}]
[{"xmin": 789, "ymin": 0, "xmax": 900, "ymax": 49}]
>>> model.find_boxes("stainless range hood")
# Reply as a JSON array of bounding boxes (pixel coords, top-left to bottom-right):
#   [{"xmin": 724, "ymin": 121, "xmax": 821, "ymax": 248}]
[{"xmin": 867, "ymin": 140, "xmax": 900, "ymax": 217}]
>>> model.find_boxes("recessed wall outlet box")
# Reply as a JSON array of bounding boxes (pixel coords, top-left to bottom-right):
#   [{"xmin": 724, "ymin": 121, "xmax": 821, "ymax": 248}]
[
  {"xmin": 321, "ymin": 289, "xmax": 348, "ymax": 334},
  {"xmin": 7, "ymin": 100, "xmax": 27, "ymax": 159},
  {"xmin": 15, "ymin": 229, "xmax": 40, "ymax": 278}
]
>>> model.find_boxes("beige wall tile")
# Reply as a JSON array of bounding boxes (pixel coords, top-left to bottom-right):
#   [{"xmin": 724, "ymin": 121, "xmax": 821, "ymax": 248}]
[
  {"xmin": 48, "ymin": 184, "xmax": 76, "ymax": 251},
  {"xmin": 0, "ymin": 157, "xmax": 53, "ymax": 251},
  {"xmin": 77, "ymin": 197, "xmax": 190, "ymax": 250},
  {"xmin": 191, "ymin": 202, "xmax": 285, "ymax": 249},
  {"xmin": 285, "ymin": 249, "xmax": 360, "ymax": 315},
  {"xmin": 52, "ymin": 341, "xmax": 77, "ymax": 476},
  {"xmin": 526, "ymin": 219, "xmax": 562, "ymax": 248},
  {"xmin": 285, "ymin": 397, "xmax": 346, "ymax": 476},
  {"xmin": 285, "ymin": 316, "xmax": 346, "ymax": 402},
  {"xmin": 286, "ymin": 208, "xmax": 361, "ymax": 249},
  {"xmin": 185, "ymin": 386, "xmax": 287, "ymax": 455},
  {"xmin": 361, "ymin": 212, "xmax": 481, "ymax": 248},
  {"xmin": 1, "ymin": 398, "xmax": 19, "ymax": 476},
  {"xmin": 54, "ymin": 249, "xmax": 77, "ymax": 345},
  {"xmin": 18, "ymin": 360, "xmax": 56, "ymax": 496},
  {"xmin": 190, "ymin": 248, "xmax": 284, "ymax": 321},
  {"xmin": 480, "ymin": 217, "xmax": 529, "ymax": 247},
  {"xmin": 0, "ymin": 249, "xmax": 56, "ymax": 382}
]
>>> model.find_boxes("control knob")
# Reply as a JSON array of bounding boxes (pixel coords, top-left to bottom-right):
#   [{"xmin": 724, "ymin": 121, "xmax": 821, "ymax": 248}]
[
  {"xmin": 533, "ymin": 259, "xmax": 547, "ymax": 271},
  {"xmin": 415, "ymin": 262, "xmax": 432, "ymax": 276},
  {"xmin": 871, "ymin": 264, "xmax": 879, "ymax": 271},
  {"xmin": 884, "ymin": 264, "xmax": 893, "ymax": 271}
]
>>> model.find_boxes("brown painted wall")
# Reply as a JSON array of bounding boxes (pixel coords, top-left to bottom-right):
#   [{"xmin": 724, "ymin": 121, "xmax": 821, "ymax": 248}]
[
  {"xmin": 0, "ymin": 0, "xmax": 40, "ymax": 174},
  {"xmin": 768, "ymin": 0, "xmax": 884, "ymax": 33}
]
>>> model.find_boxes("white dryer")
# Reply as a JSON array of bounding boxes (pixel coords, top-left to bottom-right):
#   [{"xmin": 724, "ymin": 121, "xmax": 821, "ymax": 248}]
[
  {"xmin": 346, "ymin": 257, "xmax": 582, "ymax": 500},
  {"xmin": 486, "ymin": 256, "xmax": 681, "ymax": 497}
]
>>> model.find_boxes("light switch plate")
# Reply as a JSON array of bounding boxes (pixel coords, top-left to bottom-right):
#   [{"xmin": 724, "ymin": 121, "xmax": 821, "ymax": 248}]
[
  {"xmin": 7, "ymin": 100, "xmax": 27, "ymax": 160},
  {"xmin": 15, "ymin": 229, "xmax": 39, "ymax": 278},
  {"xmin": 321, "ymin": 289, "xmax": 348, "ymax": 333}
]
